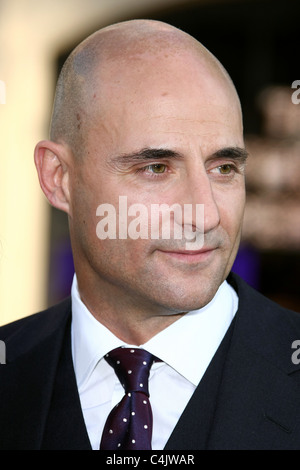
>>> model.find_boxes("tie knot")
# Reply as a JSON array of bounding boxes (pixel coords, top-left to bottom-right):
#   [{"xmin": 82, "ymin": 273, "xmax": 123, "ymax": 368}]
[{"xmin": 105, "ymin": 347, "xmax": 155, "ymax": 396}]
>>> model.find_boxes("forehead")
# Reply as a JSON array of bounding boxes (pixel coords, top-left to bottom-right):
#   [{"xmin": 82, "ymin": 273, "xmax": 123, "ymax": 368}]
[
  {"xmin": 87, "ymin": 52, "xmax": 243, "ymax": 155},
  {"xmin": 101, "ymin": 49, "xmax": 232, "ymax": 98}
]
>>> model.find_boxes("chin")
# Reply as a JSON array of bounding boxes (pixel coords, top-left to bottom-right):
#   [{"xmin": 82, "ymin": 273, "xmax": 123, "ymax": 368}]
[{"xmin": 155, "ymin": 282, "xmax": 221, "ymax": 314}]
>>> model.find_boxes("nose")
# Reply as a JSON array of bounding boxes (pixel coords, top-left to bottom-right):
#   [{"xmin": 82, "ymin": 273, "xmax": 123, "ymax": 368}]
[{"xmin": 174, "ymin": 169, "xmax": 221, "ymax": 235}]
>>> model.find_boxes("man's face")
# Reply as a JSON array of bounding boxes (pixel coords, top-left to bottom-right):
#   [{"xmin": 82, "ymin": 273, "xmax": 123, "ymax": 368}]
[{"xmin": 68, "ymin": 53, "xmax": 246, "ymax": 316}]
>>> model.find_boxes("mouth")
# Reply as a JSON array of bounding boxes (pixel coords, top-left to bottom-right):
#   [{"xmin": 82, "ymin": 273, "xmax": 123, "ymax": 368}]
[{"xmin": 157, "ymin": 247, "xmax": 217, "ymax": 264}]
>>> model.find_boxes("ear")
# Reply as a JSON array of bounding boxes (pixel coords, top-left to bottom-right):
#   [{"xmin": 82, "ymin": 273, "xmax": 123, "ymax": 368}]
[{"xmin": 34, "ymin": 140, "xmax": 71, "ymax": 214}]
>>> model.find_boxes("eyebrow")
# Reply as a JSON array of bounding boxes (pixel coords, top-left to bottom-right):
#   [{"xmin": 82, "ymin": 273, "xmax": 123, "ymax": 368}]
[
  {"xmin": 108, "ymin": 146, "xmax": 248, "ymax": 168},
  {"xmin": 108, "ymin": 148, "xmax": 183, "ymax": 169},
  {"xmin": 213, "ymin": 147, "xmax": 249, "ymax": 163}
]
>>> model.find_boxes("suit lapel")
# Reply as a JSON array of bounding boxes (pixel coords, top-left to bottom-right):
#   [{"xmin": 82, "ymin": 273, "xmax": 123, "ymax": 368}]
[
  {"xmin": 40, "ymin": 318, "xmax": 91, "ymax": 449},
  {"xmin": 207, "ymin": 275, "xmax": 300, "ymax": 449},
  {"xmin": 207, "ymin": 337, "xmax": 300, "ymax": 449},
  {"xmin": 165, "ymin": 273, "xmax": 300, "ymax": 450},
  {"xmin": 164, "ymin": 316, "xmax": 236, "ymax": 450}
]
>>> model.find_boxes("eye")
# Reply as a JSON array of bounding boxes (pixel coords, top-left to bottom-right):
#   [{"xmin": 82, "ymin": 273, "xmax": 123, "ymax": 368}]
[
  {"xmin": 135, "ymin": 162, "xmax": 169, "ymax": 180},
  {"xmin": 146, "ymin": 163, "xmax": 167, "ymax": 174},
  {"xmin": 208, "ymin": 162, "xmax": 239, "ymax": 181},
  {"xmin": 137, "ymin": 163, "xmax": 168, "ymax": 177},
  {"xmin": 218, "ymin": 164, "xmax": 233, "ymax": 175}
]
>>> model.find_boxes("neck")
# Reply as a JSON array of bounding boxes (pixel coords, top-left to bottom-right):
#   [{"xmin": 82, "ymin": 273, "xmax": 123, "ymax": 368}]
[{"xmin": 75, "ymin": 272, "xmax": 186, "ymax": 345}]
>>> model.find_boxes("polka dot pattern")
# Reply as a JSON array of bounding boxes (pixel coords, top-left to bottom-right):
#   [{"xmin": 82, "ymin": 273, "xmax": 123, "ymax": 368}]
[{"xmin": 100, "ymin": 347, "xmax": 157, "ymax": 450}]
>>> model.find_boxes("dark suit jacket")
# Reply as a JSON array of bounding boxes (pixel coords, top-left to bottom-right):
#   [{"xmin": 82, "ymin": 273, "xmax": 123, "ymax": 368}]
[{"xmin": 1, "ymin": 272, "xmax": 300, "ymax": 450}]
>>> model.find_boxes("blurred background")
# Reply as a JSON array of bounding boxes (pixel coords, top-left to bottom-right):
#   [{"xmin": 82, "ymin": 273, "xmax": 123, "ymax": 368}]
[{"xmin": 0, "ymin": 0, "xmax": 299, "ymax": 325}]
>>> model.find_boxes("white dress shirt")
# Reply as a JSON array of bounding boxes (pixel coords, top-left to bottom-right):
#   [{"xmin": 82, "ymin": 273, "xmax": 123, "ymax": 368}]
[{"xmin": 71, "ymin": 275, "xmax": 238, "ymax": 450}]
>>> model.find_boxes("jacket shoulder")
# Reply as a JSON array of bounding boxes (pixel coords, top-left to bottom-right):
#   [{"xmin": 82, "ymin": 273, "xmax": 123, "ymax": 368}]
[
  {"xmin": 228, "ymin": 272, "xmax": 300, "ymax": 372},
  {"xmin": 229, "ymin": 271, "xmax": 300, "ymax": 322},
  {"xmin": 0, "ymin": 297, "xmax": 71, "ymax": 362}
]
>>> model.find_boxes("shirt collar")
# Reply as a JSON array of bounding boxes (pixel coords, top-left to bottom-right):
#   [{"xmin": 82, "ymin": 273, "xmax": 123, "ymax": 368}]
[
  {"xmin": 142, "ymin": 280, "xmax": 238, "ymax": 385},
  {"xmin": 71, "ymin": 275, "xmax": 124, "ymax": 388},
  {"xmin": 71, "ymin": 275, "xmax": 238, "ymax": 388}
]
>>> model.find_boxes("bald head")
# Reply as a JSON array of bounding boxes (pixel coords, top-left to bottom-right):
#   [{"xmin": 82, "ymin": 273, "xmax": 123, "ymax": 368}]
[{"xmin": 50, "ymin": 19, "xmax": 241, "ymax": 158}]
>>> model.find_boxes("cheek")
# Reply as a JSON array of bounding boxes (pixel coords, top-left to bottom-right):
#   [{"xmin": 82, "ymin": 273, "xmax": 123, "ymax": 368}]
[
  {"xmin": 86, "ymin": 238, "xmax": 150, "ymax": 287},
  {"xmin": 69, "ymin": 180, "xmax": 100, "ymax": 255},
  {"xmin": 217, "ymin": 186, "xmax": 246, "ymax": 237}
]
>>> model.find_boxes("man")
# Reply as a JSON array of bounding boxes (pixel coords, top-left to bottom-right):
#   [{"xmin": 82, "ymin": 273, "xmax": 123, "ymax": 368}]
[{"xmin": 1, "ymin": 19, "xmax": 300, "ymax": 450}]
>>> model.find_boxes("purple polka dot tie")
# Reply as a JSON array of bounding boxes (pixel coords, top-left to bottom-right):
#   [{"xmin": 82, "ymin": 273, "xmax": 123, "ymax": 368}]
[{"xmin": 100, "ymin": 347, "xmax": 157, "ymax": 450}]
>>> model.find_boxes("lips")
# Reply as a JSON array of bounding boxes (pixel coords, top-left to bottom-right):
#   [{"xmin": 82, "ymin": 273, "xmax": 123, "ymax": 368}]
[
  {"xmin": 157, "ymin": 247, "xmax": 217, "ymax": 263},
  {"xmin": 162, "ymin": 248, "xmax": 214, "ymax": 255}
]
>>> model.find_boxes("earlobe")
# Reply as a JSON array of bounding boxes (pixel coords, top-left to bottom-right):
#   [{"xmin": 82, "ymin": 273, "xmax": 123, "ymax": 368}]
[{"xmin": 34, "ymin": 140, "xmax": 71, "ymax": 214}]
